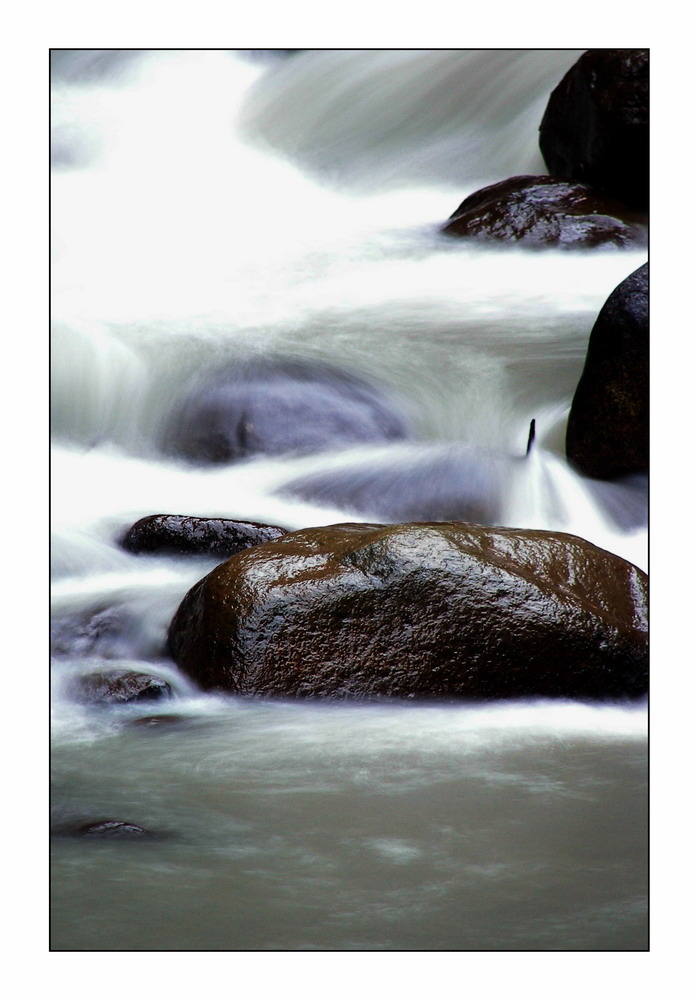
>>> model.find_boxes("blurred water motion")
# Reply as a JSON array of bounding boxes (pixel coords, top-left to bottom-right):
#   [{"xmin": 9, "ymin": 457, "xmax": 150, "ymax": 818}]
[{"xmin": 50, "ymin": 50, "xmax": 647, "ymax": 951}]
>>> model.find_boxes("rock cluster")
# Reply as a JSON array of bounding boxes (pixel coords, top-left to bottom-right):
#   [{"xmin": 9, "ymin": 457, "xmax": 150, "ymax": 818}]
[
  {"xmin": 438, "ymin": 50, "xmax": 649, "ymax": 484},
  {"xmin": 57, "ymin": 51, "xmax": 651, "ymax": 711},
  {"xmin": 161, "ymin": 51, "xmax": 650, "ymax": 703},
  {"xmin": 441, "ymin": 49, "xmax": 648, "ymax": 249}
]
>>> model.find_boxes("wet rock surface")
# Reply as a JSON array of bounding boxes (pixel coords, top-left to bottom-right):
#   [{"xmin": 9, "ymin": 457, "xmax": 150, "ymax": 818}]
[
  {"xmin": 58, "ymin": 819, "xmax": 151, "ymax": 839},
  {"xmin": 165, "ymin": 358, "xmax": 411, "ymax": 465},
  {"xmin": 539, "ymin": 49, "xmax": 649, "ymax": 208},
  {"xmin": 566, "ymin": 263, "xmax": 648, "ymax": 480},
  {"xmin": 121, "ymin": 514, "xmax": 288, "ymax": 557},
  {"xmin": 168, "ymin": 521, "xmax": 648, "ymax": 701},
  {"xmin": 441, "ymin": 175, "xmax": 646, "ymax": 249},
  {"xmin": 68, "ymin": 669, "xmax": 172, "ymax": 705}
]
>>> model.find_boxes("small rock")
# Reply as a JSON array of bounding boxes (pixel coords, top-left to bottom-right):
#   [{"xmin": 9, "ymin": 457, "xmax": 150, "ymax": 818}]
[
  {"xmin": 442, "ymin": 175, "xmax": 646, "ymax": 249},
  {"xmin": 69, "ymin": 669, "xmax": 172, "ymax": 706},
  {"xmin": 74, "ymin": 820, "xmax": 150, "ymax": 838},
  {"xmin": 120, "ymin": 514, "xmax": 288, "ymax": 557}
]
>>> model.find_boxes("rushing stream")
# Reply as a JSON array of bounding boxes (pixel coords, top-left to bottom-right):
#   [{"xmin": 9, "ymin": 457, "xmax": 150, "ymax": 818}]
[{"xmin": 50, "ymin": 49, "xmax": 648, "ymax": 951}]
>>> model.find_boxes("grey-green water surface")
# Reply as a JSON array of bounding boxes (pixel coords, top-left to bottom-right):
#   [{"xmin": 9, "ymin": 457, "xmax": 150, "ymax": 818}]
[{"xmin": 51, "ymin": 699, "xmax": 647, "ymax": 951}]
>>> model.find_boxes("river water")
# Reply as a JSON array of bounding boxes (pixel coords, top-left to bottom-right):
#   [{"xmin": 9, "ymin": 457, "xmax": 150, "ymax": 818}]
[{"xmin": 50, "ymin": 49, "xmax": 648, "ymax": 951}]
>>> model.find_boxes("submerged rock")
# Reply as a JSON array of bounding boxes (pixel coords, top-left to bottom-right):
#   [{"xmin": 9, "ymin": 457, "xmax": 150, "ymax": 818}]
[
  {"xmin": 68, "ymin": 669, "xmax": 172, "ymax": 705},
  {"xmin": 70, "ymin": 820, "xmax": 150, "ymax": 839},
  {"xmin": 539, "ymin": 49, "xmax": 649, "ymax": 208},
  {"xmin": 52, "ymin": 605, "xmax": 139, "ymax": 659},
  {"xmin": 441, "ymin": 175, "xmax": 645, "ymax": 249},
  {"xmin": 168, "ymin": 521, "xmax": 648, "ymax": 701},
  {"xmin": 279, "ymin": 447, "xmax": 513, "ymax": 525},
  {"xmin": 566, "ymin": 263, "xmax": 648, "ymax": 480},
  {"xmin": 121, "ymin": 514, "xmax": 288, "ymax": 557},
  {"xmin": 51, "ymin": 603, "xmax": 166, "ymax": 661},
  {"xmin": 165, "ymin": 358, "xmax": 411, "ymax": 465},
  {"xmin": 130, "ymin": 714, "xmax": 185, "ymax": 728}
]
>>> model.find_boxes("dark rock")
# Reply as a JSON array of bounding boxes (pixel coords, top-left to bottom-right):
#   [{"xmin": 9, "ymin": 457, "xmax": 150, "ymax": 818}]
[
  {"xmin": 164, "ymin": 358, "xmax": 411, "ymax": 465},
  {"xmin": 72, "ymin": 820, "xmax": 150, "ymax": 839},
  {"xmin": 279, "ymin": 447, "xmax": 514, "ymax": 525},
  {"xmin": 168, "ymin": 521, "xmax": 648, "ymax": 701},
  {"xmin": 441, "ymin": 175, "xmax": 646, "ymax": 249},
  {"xmin": 121, "ymin": 514, "xmax": 288, "ymax": 557},
  {"xmin": 539, "ymin": 49, "xmax": 649, "ymax": 208},
  {"xmin": 566, "ymin": 263, "xmax": 648, "ymax": 479},
  {"xmin": 68, "ymin": 669, "xmax": 172, "ymax": 705}
]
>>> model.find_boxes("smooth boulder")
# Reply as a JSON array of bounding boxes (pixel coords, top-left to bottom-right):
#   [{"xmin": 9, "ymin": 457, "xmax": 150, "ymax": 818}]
[
  {"xmin": 168, "ymin": 521, "xmax": 648, "ymax": 701},
  {"xmin": 441, "ymin": 175, "xmax": 646, "ymax": 249},
  {"xmin": 539, "ymin": 49, "xmax": 649, "ymax": 208},
  {"xmin": 165, "ymin": 358, "xmax": 411, "ymax": 465},
  {"xmin": 121, "ymin": 514, "xmax": 288, "ymax": 557},
  {"xmin": 566, "ymin": 263, "xmax": 648, "ymax": 479}
]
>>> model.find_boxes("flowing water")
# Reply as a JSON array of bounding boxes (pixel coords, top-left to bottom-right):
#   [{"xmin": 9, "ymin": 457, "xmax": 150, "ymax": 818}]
[{"xmin": 50, "ymin": 49, "xmax": 648, "ymax": 951}]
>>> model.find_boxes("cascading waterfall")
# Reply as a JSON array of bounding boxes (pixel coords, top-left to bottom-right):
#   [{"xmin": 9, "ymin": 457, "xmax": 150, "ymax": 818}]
[{"xmin": 50, "ymin": 49, "xmax": 648, "ymax": 952}]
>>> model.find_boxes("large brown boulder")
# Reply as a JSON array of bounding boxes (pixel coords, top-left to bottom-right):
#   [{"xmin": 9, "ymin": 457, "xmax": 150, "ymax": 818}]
[
  {"xmin": 566, "ymin": 263, "xmax": 648, "ymax": 479},
  {"xmin": 120, "ymin": 514, "xmax": 288, "ymax": 557},
  {"xmin": 441, "ymin": 175, "xmax": 646, "ymax": 249},
  {"xmin": 168, "ymin": 522, "xmax": 648, "ymax": 701},
  {"xmin": 539, "ymin": 49, "xmax": 649, "ymax": 208}
]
